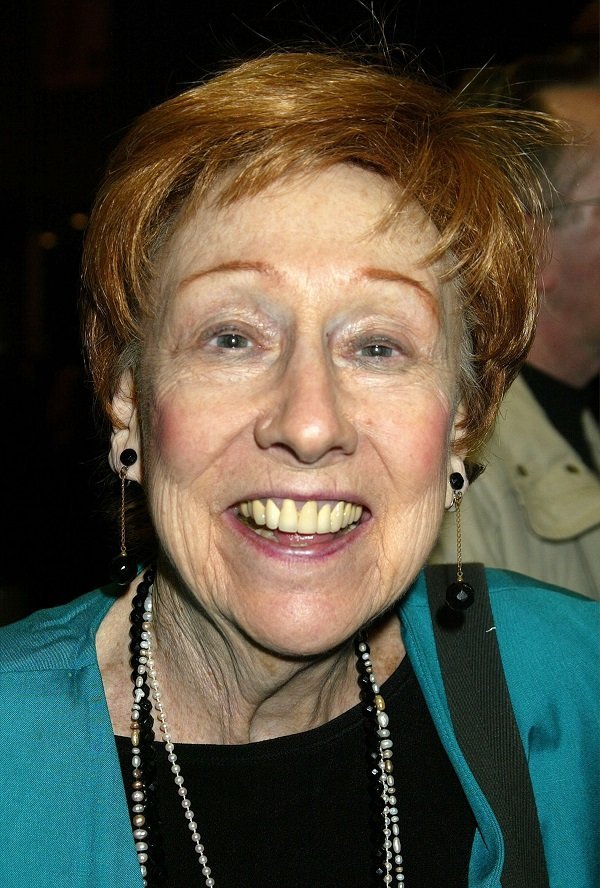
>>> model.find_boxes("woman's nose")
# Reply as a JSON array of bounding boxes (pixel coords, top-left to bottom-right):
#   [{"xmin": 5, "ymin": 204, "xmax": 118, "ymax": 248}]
[{"xmin": 254, "ymin": 347, "xmax": 358, "ymax": 464}]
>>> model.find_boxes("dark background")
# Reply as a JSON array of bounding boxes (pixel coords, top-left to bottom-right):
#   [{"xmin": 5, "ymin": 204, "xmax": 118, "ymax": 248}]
[{"xmin": 0, "ymin": 0, "xmax": 596, "ymax": 623}]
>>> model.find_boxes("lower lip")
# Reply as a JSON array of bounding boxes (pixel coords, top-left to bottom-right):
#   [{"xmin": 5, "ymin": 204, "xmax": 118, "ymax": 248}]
[{"xmin": 225, "ymin": 510, "xmax": 368, "ymax": 560}]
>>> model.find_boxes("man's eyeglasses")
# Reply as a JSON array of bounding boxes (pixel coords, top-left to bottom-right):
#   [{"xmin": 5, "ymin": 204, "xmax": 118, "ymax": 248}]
[{"xmin": 548, "ymin": 197, "xmax": 600, "ymax": 227}]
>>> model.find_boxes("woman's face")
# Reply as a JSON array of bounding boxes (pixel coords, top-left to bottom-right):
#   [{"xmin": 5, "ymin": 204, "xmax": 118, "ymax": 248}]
[{"xmin": 118, "ymin": 165, "xmax": 464, "ymax": 657}]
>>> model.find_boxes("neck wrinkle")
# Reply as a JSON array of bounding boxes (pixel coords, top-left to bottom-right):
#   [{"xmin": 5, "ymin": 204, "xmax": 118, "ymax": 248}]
[{"xmin": 151, "ymin": 574, "xmax": 377, "ymax": 745}]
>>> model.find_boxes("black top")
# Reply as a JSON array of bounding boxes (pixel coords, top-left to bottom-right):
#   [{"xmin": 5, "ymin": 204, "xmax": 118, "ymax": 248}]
[
  {"xmin": 116, "ymin": 656, "xmax": 476, "ymax": 887},
  {"xmin": 521, "ymin": 365, "xmax": 599, "ymax": 471}
]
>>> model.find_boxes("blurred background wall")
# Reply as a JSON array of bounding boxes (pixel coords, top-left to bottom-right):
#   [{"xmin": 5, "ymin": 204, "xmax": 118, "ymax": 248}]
[{"xmin": 0, "ymin": 0, "xmax": 596, "ymax": 623}]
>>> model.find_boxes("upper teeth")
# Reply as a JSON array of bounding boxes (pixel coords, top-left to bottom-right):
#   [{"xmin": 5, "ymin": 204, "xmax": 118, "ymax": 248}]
[{"xmin": 238, "ymin": 499, "xmax": 363, "ymax": 534}]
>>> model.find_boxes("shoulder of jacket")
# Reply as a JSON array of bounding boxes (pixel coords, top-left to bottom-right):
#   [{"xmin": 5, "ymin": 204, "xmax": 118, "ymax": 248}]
[
  {"xmin": 0, "ymin": 588, "xmax": 117, "ymax": 674},
  {"xmin": 486, "ymin": 568, "xmax": 599, "ymax": 647}
]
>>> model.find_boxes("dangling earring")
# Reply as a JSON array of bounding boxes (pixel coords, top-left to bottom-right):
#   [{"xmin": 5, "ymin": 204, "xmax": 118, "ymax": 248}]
[
  {"xmin": 110, "ymin": 448, "xmax": 138, "ymax": 585},
  {"xmin": 445, "ymin": 472, "xmax": 474, "ymax": 611}
]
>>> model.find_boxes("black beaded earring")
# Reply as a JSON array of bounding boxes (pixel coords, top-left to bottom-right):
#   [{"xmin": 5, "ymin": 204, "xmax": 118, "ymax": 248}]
[
  {"xmin": 110, "ymin": 448, "xmax": 138, "ymax": 585},
  {"xmin": 445, "ymin": 472, "xmax": 474, "ymax": 611}
]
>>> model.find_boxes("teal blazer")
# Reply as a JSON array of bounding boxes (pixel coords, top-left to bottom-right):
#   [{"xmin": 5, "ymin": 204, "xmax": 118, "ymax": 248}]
[{"xmin": 0, "ymin": 569, "xmax": 597, "ymax": 886}]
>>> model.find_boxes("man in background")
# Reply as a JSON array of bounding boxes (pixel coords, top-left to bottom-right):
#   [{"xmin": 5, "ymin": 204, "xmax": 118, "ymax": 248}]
[{"xmin": 432, "ymin": 43, "xmax": 600, "ymax": 599}]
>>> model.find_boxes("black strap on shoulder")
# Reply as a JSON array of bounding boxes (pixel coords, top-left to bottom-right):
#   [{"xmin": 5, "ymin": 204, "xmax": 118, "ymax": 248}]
[{"xmin": 424, "ymin": 563, "xmax": 549, "ymax": 888}]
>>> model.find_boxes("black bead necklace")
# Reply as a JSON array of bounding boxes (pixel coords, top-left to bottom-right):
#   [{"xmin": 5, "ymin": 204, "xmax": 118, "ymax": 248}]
[
  {"xmin": 128, "ymin": 569, "xmax": 166, "ymax": 884},
  {"xmin": 127, "ymin": 570, "xmax": 405, "ymax": 886}
]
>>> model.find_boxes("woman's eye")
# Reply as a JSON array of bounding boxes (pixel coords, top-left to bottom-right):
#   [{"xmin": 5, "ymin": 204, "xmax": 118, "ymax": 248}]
[
  {"xmin": 212, "ymin": 332, "xmax": 251, "ymax": 349},
  {"xmin": 359, "ymin": 342, "xmax": 395, "ymax": 358}
]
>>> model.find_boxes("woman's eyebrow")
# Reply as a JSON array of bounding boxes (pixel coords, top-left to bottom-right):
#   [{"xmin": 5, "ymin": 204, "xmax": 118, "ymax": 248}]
[
  {"xmin": 178, "ymin": 260, "xmax": 279, "ymax": 293},
  {"xmin": 357, "ymin": 266, "xmax": 439, "ymax": 317},
  {"xmin": 177, "ymin": 262, "xmax": 439, "ymax": 320}
]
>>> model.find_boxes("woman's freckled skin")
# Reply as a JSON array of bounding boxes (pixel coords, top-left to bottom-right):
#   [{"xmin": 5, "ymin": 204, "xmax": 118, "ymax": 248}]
[{"xmin": 123, "ymin": 164, "xmax": 464, "ymax": 660}]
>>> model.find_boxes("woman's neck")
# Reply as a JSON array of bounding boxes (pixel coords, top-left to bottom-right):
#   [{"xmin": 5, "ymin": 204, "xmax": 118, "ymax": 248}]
[{"xmin": 97, "ymin": 571, "xmax": 405, "ymax": 745}]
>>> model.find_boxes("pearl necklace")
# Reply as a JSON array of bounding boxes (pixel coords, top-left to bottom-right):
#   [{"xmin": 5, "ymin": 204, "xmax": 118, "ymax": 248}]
[{"xmin": 128, "ymin": 570, "xmax": 405, "ymax": 886}]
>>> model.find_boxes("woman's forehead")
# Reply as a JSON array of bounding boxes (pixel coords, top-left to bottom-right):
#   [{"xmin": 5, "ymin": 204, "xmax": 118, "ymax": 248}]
[{"xmin": 157, "ymin": 164, "xmax": 442, "ymax": 287}]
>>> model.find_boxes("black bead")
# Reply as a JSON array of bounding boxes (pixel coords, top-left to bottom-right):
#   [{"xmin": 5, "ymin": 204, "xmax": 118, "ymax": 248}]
[
  {"xmin": 449, "ymin": 472, "xmax": 464, "ymax": 491},
  {"xmin": 109, "ymin": 553, "xmax": 138, "ymax": 585},
  {"xmin": 132, "ymin": 593, "xmax": 147, "ymax": 611},
  {"xmin": 445, "ymin": 580, "xmax": 475, "ymax": 611},
  {"xmin": 358, "ymin": 682, "xmax": 370, "ymax": 698},
  {"xmin": 120, "ymin": 448, "xmax": 138, "ymax": 467}
]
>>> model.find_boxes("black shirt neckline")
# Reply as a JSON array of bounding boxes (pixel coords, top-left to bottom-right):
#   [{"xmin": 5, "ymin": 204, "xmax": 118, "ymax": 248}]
[{"xmin": 115, "ymin": 655, "xmax": 476, "ymax": 887}]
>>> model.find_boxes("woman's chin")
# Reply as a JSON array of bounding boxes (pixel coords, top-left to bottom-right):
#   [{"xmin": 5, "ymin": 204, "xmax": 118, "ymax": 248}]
[
  {"xmin": 211, "ymin": 556, "xmax": 379, "ymax": 660},
  {"xmin": 231, "ymin": 598, "xmax": 365, "ymax": 661}
]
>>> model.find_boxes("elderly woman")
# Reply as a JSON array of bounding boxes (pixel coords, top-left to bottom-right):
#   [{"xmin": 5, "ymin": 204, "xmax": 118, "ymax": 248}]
[{"xmin": 0, "ymin": 52, "xmax": 597, "ymax": 888}]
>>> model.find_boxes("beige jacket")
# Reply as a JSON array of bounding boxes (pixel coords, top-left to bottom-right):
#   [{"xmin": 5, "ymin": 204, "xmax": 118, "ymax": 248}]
[{"xmin": 431, "ymin": 375, "xmax": 600, "ymax": 599}]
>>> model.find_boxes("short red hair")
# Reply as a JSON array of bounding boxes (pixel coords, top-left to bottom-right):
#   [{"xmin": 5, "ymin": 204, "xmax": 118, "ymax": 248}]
[{"xmin": 82, "ymin": 50, "xmax": 566, "ymax": 459}]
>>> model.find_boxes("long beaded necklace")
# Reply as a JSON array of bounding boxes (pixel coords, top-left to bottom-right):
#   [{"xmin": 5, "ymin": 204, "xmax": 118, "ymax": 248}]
[{"xmin": 128, "ymin": 569, "xmax": 405, "ymax": 886}]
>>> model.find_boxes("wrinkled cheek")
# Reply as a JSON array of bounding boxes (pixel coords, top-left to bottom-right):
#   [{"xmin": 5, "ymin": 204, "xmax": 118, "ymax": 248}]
[
  {"xmin": 141, "ymin": 395, "xmax": 217, "ymax": 567},
  {"xmin": 385, "ymin": 396, "xmax": 454, "ymax": 492},
  {"xmin": 415, "ymin": 405, "xmax": 452, "ymax": 473},
  {"xmin": 144, "ymin": 393, "xmax": 212, "ymax": 485}
]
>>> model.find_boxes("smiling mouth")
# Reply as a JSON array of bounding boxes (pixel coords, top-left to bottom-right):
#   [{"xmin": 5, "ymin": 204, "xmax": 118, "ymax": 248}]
[{"xmin": 236, "ymin": 498, "xmax": 364, "ymax": 540}]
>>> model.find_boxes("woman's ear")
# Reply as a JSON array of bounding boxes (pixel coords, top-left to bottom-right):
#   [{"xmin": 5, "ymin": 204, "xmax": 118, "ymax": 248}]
[
  {"xmin": 109, "ymin": 371, "xmax": 142, "ymax": 482},
  {"xmin": 445, "ymin": 402, "xmax": 469, "ymax": 509},
  {"xmin": 450, "ymin": 400, "xmax": 469, "ymax": 454}
]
